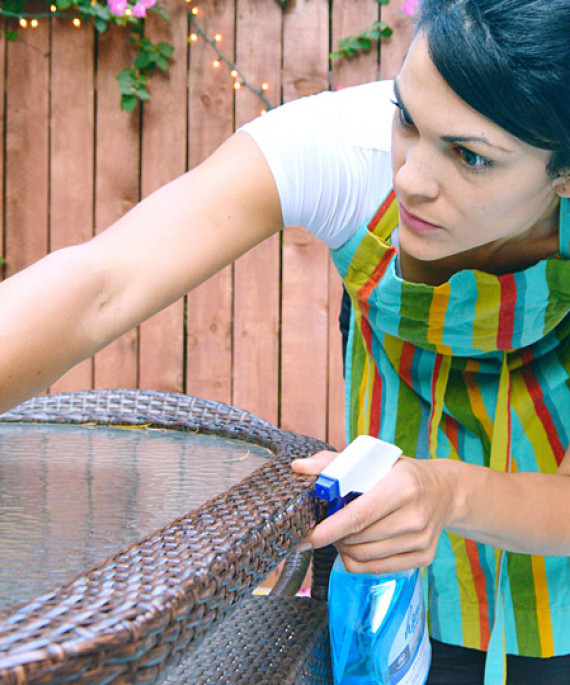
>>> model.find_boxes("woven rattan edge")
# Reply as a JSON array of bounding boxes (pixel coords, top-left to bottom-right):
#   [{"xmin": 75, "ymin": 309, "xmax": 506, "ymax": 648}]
[{"xmin": 0, "ymin": 390, "xmax": 332, "ymax": 685}]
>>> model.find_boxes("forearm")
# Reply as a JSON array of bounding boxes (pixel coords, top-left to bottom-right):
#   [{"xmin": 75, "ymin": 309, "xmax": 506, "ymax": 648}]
[{"xmin": 445, "ymin": 458, "xmax": 570, "ymax": 556}]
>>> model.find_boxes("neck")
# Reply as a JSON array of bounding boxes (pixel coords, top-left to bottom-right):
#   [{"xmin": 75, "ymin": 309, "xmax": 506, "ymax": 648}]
[{"xmin": 400, "ymin": 212, "xmax": 560, "ymax": 286}]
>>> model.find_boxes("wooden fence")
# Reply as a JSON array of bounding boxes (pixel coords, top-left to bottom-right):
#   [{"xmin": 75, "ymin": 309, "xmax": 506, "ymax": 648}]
[{"xmin": 0, "ymin": 0, "xmax": 413, "ymax": 449}]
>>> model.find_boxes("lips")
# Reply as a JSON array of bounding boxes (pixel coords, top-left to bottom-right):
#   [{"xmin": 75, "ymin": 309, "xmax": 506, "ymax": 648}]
[{"xmin": 398, "ymin": 203, "xmax": 443, "ymax": 234}]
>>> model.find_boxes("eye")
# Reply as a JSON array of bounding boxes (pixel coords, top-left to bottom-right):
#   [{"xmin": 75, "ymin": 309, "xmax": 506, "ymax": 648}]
[
  {"xmin": 455, "ymin": 146, "xmax": 494, "ymax": 171},
  {"xmin": 391, "ymin": 99, "xmax": 415, "ymax": 129}
]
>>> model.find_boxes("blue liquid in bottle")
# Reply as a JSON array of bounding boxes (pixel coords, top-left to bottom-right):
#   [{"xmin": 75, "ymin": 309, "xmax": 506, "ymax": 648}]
[{"xmin": 328, "ymin": 556, "xmax": 431, "ymax": 685}]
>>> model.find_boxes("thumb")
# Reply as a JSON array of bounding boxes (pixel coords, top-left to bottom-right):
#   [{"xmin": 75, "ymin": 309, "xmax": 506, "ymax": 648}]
[{"xmin": 291, "ymin": 449, "xmax": 338, "ymax": 476}]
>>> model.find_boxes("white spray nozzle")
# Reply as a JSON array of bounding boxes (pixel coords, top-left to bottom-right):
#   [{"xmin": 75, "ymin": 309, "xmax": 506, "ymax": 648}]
[{"xmin": 315, "ymin": 436, "xmax": 402, "ymax": 506}]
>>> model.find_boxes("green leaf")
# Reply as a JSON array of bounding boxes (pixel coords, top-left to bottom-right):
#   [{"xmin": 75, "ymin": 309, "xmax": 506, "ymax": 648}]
[
  {"xmin": 117, "ymin": 67, "xmax": 136, "ymax": 94},
  {"xmin": 156, "ymin": 56, "xmax": 168, "ymax": 71},
  {"xmin": 2, "ymin": 0, "xmax": 27, "ymax": 14},
  {"xmin": 150, "ymin": 4, "xmax": 168, "ymax": 22},
  {"xmin": 93, "ymin": 17, "xmax": 108, "ymax": 33},
  {"xmin": 134, "ymin": 51, "xmax": 154, "ymax": 70},
  {"xmin": 6, "ymin": 30, "xmax": 19, "ymax": 41},
  {"xmin": 120, "ymin": 94, "xmax": 139, "ymax": 112},
  {"xmin": 158, "ymin": 42, "xmax": 174, "ymax": 57}
]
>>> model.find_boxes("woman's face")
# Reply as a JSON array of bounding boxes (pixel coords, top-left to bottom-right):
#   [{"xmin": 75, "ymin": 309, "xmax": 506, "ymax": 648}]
[{"xmin": 391, "ymin": 33, "xmax": 562, "ymax": 273}]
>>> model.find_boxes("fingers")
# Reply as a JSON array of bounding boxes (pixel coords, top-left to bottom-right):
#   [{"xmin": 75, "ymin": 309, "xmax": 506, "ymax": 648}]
[
  {"xmin": 304, "ymin": 481, "xmax": 400, "ymax": 549},
  {"xmin": 339, "ymin": 548, "xmax": 433, "ymax": 575},
  {"xmin": 299, "ymin": 459, "xmax": 443, "ymax": 564},
  {"xmin": 291, "ymin": 449, "xmax": 338, "ymax": 475}
]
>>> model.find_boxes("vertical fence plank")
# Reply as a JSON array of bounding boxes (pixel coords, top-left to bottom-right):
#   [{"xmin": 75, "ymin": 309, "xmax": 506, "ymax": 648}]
[
  {"xmin": 331, "ymin": 0, "xmax": 379, "ymax": 90},
  {"xmin": 93, "ymin": 24, "xmax": 141, "ymax": 389},
  {"xmin": 380, "ymin": 0, "xmax": 415, "ymax": 79},
  {"xmin": 138, "ymin": 0, "xmax": 188, "ymax": 392},
  {"xmin": 326, "ymin": 0, "xmax": 380, "ymax": 449},
  {"xmin": 5, "ymin": 19, "xmax": 50, "ymax": 279},
  {"xmin": 50, "ymin": 18, "xmax": 95, "ymax": 393},
  {"xmin": 186, "ymin": 0, "xmax": 235, "ymax": 404},
  {"xmin": 232, "ymin": 0, "xmax": 282, "ymax": 424},
  {"xmin": 280, "ymin": 0, "xmax": 329, "ymax": 440}
]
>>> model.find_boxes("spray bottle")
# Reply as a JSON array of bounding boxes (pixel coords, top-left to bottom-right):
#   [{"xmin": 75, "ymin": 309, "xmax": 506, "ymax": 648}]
[{"xmin": 315, "ymin": 436, "xmax": 431, "ymax": 685}]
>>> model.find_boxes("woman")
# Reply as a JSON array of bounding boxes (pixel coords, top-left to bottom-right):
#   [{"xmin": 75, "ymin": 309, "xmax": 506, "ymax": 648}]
[
  {"xmin": 0, "ymin": 0, "xmax": 568, "ymax": 682},
  {"xmin": 291, "ymin": 2, "xmax": 570, "ymax": 682}
]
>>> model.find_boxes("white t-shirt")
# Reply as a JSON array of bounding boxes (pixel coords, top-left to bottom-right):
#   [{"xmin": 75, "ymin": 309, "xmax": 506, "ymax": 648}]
[{"xmin": 240, "ymin": 80, "xmax": 396, "ymax": 249}]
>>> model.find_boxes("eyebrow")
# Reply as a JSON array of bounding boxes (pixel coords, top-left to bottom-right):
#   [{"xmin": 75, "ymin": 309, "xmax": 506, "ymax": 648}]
[{"xmin": 393, "ymin": 79, "xmax": 514, "ymax": 154}]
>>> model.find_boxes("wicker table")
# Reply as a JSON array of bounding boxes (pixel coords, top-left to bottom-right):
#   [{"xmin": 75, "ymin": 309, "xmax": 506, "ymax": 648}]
[{"xmin": 0, "ymin": 390, "xmax": 335, "ymax": 684}]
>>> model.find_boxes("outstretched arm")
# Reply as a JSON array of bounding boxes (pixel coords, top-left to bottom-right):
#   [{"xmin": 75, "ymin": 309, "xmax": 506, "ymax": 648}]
[
  {"xmin": 293, "ymin": 442, "xmax": 570, "ymax": 572},
  {"xmin": 0, "ymin": 132, "xmax": 282, "ymax": 413}
]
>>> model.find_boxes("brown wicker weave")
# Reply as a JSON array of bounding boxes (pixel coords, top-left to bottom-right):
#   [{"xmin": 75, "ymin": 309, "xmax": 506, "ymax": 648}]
[{"xmin": 0, "ymin": 390, "xmax": 334, "ymax": 684}]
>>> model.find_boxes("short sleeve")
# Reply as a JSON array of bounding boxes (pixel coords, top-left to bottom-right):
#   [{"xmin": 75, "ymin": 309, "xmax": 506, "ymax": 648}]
[{"xmin": 239, "ymin": 81, "xmax": 395, "ymax": 249}]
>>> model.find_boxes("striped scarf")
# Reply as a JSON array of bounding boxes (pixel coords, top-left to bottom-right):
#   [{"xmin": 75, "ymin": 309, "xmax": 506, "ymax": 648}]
[{"xmin": 331, "ymin": 190, "xmax": 570, "ymax": 679}]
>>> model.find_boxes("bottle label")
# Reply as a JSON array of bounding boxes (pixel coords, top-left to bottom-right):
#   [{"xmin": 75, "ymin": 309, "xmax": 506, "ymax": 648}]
[{"xmin": 382, "ymin": 571, "xmax": 430, "ymax": 685}]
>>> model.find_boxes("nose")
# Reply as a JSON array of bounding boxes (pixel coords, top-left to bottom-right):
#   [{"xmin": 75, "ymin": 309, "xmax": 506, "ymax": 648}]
[{"xmin": 393, "ymin": 140, "xmax": 440, "ymax": 202}]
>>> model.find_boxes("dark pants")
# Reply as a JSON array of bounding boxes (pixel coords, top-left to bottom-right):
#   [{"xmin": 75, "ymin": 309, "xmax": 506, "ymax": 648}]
[{"xmin": 427, "ymin": 639, "xmax": 570, "ymax": 684}]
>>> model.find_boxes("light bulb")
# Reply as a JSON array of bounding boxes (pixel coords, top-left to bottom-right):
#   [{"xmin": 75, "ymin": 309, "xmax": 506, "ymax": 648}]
[
  {"xmin": 19, "ymin": 17, "xmax": 28, "ymax": 28},
  {"xmin": 214, "ymin": 33, "xmax": 222, "ymax": 42},
  {"xmin": 189, "ymin": 33, "xmax": 198, "ymax": 41},
  {"xmin": 73, "ymin": 17, "xmax": 81, "ymax": 27},
  {"xmin": 261, "ymin": 83, "xmax": 269, "ymax": 91},
  {"xmin": 213, "ymin": 60, "xmax": 220, "ymax": 68}
]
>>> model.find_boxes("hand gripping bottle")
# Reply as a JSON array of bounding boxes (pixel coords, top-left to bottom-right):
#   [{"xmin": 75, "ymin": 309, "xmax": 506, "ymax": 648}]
[{"xmin": 315, "ymin": 436, "xmax": 431, "ymax": 685}]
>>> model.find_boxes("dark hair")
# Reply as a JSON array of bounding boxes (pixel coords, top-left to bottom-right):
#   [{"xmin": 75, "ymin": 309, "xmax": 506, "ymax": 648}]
[{"xmin": 416, "ymin": 0, "xmax": 570, "ymax": 177}]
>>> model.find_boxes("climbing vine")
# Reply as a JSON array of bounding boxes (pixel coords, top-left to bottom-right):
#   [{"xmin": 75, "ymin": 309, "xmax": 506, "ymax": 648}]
[{"xmin": 0, "ymin": 0, "xmax": 417, "ymax": 111}]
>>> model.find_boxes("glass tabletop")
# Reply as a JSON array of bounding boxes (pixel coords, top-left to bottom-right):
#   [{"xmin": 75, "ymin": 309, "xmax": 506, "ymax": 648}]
[{"xmin": 0, "ymin": 423, "xmax": 273, "ymax": 611}]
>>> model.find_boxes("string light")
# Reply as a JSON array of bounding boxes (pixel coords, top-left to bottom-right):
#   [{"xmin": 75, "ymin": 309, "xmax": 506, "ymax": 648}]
[
  {"xmin": 188, "ymin": 13, "xmax": 273, "ymax": 111},
  {"xmin": 2, "ymin": 2, "xmax": 274, "ymax": 112},
  {"xmin": 2, "ymin": 6, "xmax": 82, "ymax": 24}
]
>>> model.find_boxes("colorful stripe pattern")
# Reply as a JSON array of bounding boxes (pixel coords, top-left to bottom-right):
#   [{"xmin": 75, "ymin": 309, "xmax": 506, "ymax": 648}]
[{"xmin": 331, "ymin": 190, "xmax": 570, "ymax": 658}]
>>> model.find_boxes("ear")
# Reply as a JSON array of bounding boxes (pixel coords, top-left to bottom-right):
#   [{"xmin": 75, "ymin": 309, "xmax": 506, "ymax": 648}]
[{"xmin": 552, "ymin": 176, "xmax": 570, "ymax": 198}]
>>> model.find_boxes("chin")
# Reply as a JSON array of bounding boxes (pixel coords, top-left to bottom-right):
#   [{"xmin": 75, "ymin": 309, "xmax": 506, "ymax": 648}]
[{"xmin": 398, "ymin": 230, "xmax": 454, "ymax": 263}]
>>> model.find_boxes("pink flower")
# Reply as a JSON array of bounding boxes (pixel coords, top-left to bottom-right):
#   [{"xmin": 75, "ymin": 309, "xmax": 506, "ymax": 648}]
[
  {"xmin": 107, "ymin": 0, "xmax": 128, "ymax": 16},
  {"xmin": 401, "ymin": 0, "xmax": 419, "ymax": 17},
  {"xmin": 132, "ymin": 0, "xmax": 156, "ymax": 17}
]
